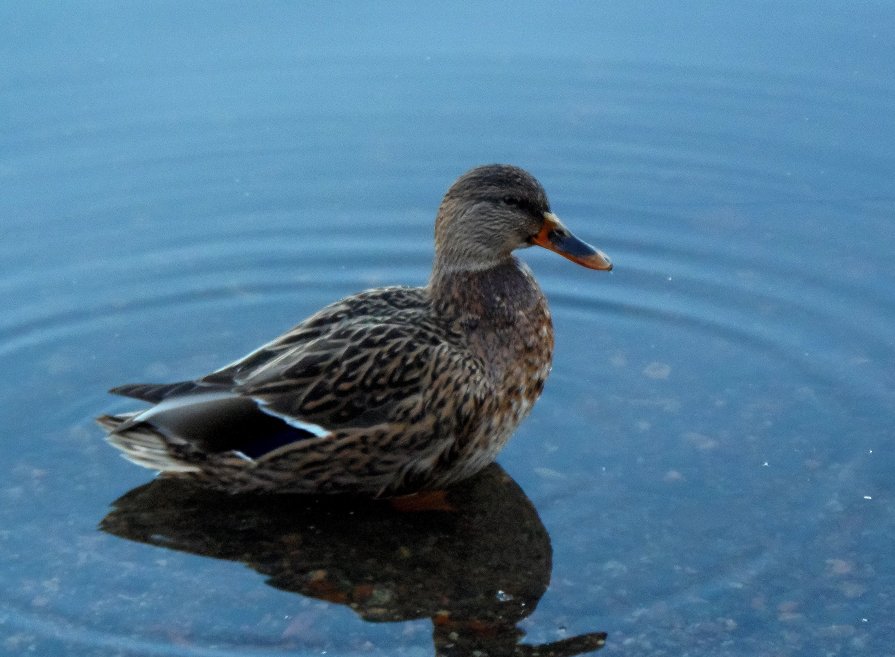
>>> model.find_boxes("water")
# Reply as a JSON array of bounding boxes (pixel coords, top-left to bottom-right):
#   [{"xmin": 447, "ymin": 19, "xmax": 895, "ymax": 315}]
[{"xmin": 2, "ymin": 3, "xmax": 894, "ymax": 656}]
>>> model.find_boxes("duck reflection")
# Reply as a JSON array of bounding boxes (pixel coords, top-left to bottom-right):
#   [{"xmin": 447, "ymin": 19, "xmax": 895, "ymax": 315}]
[{"xmin": 101, "ymin": 464, "xmax": 605, "ymax": 656}]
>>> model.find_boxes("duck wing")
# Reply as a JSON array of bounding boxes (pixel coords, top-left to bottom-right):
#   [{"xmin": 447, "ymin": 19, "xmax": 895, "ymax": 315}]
[
  {"xmin": 202, "ymin": 286, "xmax": 430, "ymax": 387},
  {"xmin": 106, "ymin": 291, "xmax": 397, "ymax": 405},
  {"xmin": 237, "ymin": 316, "xmax": 473, "ymax": 431},
  {"xmin": 104, "ymin": 287, "xmax": 490, "ymax": 465}
]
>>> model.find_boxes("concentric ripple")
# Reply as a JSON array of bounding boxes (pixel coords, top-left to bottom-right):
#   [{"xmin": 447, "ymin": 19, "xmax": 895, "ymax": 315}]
[{"xmin": 2, "ymin": 37, "xmax": 893, "ymax": 657}]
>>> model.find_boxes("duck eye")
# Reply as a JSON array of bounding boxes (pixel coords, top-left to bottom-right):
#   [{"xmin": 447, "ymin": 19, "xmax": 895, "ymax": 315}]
[{"xmin": 502, "ymin": 196, "xmax": 536, "ymax": 213}]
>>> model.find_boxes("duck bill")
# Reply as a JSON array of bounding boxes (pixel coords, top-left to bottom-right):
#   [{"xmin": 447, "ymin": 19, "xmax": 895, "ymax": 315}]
[{"xmin": 532, "ymin": 212, "xmax": 613, "ymax": 271}]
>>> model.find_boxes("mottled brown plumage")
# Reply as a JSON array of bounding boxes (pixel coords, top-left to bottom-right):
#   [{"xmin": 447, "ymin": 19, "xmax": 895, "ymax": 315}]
[{"xmin": 97, "ymin": 164, "xmax": 612, "ymax": 495}]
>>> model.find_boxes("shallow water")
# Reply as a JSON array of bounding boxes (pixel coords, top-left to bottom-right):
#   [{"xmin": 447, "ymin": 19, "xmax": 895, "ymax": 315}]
[{"xmin": 2, "ymin": 3, "xmax": 894, "ymax": 656}]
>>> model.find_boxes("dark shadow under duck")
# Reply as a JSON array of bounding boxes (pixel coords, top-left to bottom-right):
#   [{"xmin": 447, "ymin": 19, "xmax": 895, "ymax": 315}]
[
  {"xmin": 97, "ymin": 164, "xmax": 612, "ymax": 495},
  {"xmin": 101, "ymin": 463, "xmax": 606, "ymax": 656}
]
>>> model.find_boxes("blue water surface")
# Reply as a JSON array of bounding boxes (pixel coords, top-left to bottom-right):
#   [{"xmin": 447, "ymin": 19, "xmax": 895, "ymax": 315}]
[{"xmin": 2, "ymin": 3, "xmax": 894, "ymax": 656}]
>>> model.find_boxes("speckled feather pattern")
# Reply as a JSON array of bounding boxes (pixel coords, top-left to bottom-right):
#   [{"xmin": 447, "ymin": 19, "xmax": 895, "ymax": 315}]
[{"xmin": 98, "ymin": 164, "xmax": 609, "ymax": 496}]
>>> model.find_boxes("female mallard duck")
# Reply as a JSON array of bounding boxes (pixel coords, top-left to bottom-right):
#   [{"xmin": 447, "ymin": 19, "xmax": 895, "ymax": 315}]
[{"xmin": 98, "ymin": 164, "xmax": 612, "ymax": 496}]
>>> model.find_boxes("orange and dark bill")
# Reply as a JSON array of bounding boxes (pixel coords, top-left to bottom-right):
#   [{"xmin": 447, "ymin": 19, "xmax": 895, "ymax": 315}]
[{"xmin": 531, "ymin": 212, "xmax": 613, "ymax": 271}]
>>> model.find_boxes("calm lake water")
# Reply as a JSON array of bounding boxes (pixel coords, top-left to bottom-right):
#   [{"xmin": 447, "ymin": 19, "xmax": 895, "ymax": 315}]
[{"xmin": 2, "ymin": 3, "xmax": 894, "ymax": 656}]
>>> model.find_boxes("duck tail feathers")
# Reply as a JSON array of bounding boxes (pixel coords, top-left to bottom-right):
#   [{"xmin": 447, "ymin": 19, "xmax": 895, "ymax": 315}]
[{"xmin": 97, "ymin": 414, "xmax": 201, "ymax": 474}]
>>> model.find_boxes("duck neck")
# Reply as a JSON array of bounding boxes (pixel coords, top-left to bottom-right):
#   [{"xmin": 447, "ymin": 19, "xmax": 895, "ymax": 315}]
[{"xmin": 428, "ymin": 256, "xmax": 545, "ymax": 322}]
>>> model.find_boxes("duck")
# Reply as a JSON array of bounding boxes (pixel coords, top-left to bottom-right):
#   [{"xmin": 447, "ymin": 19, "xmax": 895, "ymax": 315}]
[{"xmin": 97, "ymin": 164, "xmax": 612, "ymax": 496}]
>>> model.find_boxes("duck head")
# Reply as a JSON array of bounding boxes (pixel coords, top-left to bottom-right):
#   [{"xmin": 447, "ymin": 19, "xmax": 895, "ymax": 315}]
[{"xmin": 433, "ymin": 164, "xmax": 612, "ymax": 274}]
